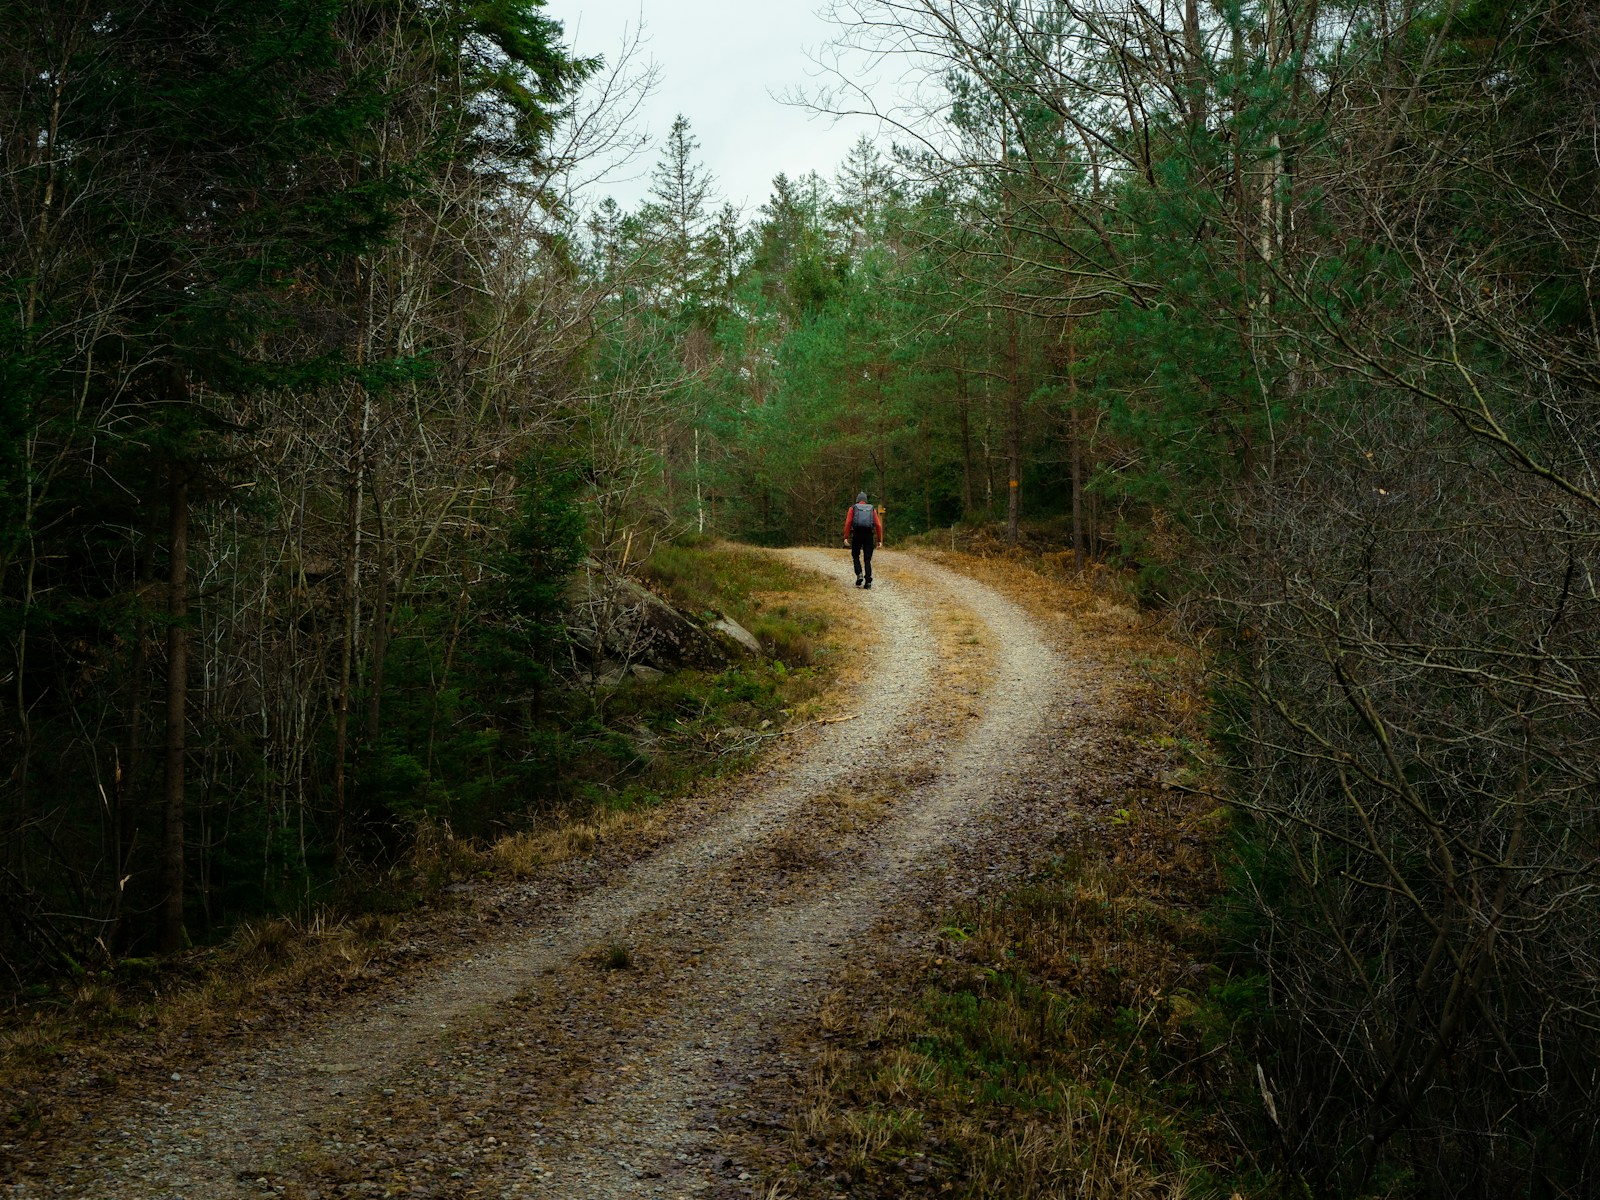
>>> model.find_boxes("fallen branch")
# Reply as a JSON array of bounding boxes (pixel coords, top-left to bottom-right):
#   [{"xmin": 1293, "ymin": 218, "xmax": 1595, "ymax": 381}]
[{"xmin": 780, "ymin": 712, "xmax": 862, "ymax": 737}]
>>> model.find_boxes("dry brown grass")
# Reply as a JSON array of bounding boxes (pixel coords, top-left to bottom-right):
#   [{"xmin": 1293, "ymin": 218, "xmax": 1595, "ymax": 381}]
[
  {"xmin": 808, "ymin": 783, "xmax": 898, "ymax": 836},
  {"xmin": 489, "ymin": 804, "xmax": 662, "ymax": 877},
  {"xmin": 913, "ymin": 546, "xmax": 1146, "ymax": 643},
  {"xmin": 762, "ymin": 827, "xmax": 835, "ymax": 874},
  {"xmin": 783, "ymin": 851, "xmax": 1246, "ymax": 1196},
  {"xmin": 149, "ymin": 910, "xmax": 398, "ymax": 1039},
  {"xmin": 927, "ymin": 595, "xmax": 995, "ymax": 714},
  {"xmin": 760, "ymin": 546, "xmax": 1258, "ymax": 1200},
  {"xmin": 0, "ymin": 903, "xmax": 421, "ymax": 1154}
]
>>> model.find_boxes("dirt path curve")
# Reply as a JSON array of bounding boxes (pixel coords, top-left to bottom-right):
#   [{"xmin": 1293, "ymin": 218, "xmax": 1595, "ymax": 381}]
[{"xmin": 14, "ymin": 549, "xmax": 1067, "ymax": 1200}]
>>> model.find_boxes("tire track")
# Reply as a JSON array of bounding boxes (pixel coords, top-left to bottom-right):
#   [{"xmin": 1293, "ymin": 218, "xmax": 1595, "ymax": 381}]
[
  {"xmin": 16, "ymin": 549, "xmax": 1064, "ymax": 1200},
  {"xmin": 478, "ymin": 549, "xmax": 1064, "ymax": 1198}
]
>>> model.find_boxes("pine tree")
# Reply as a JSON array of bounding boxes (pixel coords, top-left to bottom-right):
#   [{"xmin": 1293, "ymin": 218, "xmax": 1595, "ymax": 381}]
[
  {"xmin": 0, "ymin": 0, "xmax": 590, "ymax": 959},
  {"xmin": 644, "ymin": 115, "xmax": 718, "ymax": 315}
]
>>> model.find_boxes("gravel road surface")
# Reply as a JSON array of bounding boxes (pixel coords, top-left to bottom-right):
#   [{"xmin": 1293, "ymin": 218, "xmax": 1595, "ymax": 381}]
[{"xmin": 13, "ymin": 548, "xmax": 1070, "ymax": 1200}]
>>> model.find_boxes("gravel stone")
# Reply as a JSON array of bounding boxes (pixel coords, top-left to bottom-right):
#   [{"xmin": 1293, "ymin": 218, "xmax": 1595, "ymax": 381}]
[{"xmin": 9, "ymin": 549, "xmax": 1072, "ymax": 1200}]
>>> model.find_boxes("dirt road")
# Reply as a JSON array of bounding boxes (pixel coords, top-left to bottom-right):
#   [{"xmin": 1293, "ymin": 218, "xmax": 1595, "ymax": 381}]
[{"xmin": 14, "ymin": 548, "xmax": 1073, "ymax": 1200}]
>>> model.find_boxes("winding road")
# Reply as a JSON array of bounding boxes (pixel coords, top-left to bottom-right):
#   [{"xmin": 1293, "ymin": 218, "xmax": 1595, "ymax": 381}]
[{"xmin": 15, "ymin": 548, "xmax": 1072, "ymax": 1200}]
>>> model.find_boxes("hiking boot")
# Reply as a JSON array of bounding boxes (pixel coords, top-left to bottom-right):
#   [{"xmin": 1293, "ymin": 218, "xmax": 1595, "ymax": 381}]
[
  {"xmin": 854, "ymin": 576, "xmax": 863, "ymax": 588},
  {"xmin": 864, "ymin": 579, "xmax": 873, "ymax": 589}
]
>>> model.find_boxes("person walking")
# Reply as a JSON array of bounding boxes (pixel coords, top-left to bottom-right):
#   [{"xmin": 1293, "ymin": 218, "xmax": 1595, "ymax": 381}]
[{"xmin": 842, "ymin": 491, "xmax": 884, "ymax": 588}]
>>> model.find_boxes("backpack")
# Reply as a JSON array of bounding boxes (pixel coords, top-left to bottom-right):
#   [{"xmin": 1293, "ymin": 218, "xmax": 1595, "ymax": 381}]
[{"xmin": 852, "ymin": 501, "xmax": 876, "ymax": 530}]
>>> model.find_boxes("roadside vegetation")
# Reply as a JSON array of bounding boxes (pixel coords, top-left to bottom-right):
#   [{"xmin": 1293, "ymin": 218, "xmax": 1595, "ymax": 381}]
[
  {"xmin": 0, "ymin": 541, "xmax": 842, "ymax": 1150},
  {"xmin": 763, "ymin": 541, "xmax": 1266, "ymax": 1199},
  {"xmin": 5, "ymin": 0, "xmax": 1598, "ymax": 1190}
]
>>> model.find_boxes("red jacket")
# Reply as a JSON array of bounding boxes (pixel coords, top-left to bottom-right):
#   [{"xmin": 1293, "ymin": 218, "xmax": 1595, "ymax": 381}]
[{"xmin": 843, "ymin": 502, "xmax": 884, "ymax": 544}]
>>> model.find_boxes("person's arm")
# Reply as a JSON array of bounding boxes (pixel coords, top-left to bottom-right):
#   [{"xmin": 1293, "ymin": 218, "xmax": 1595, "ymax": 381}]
[
  {"xmin": 875, "ymin": 510, "xmax": 884, "ymax": 546},
  {"xmin": 843, "ymin": 508, "xmax": 851, "ymax": 544}
]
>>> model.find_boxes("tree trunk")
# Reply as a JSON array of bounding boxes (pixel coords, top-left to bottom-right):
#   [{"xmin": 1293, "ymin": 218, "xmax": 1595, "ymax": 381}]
[
  {"xmin": 694, "ymin": 427, "xmax": 704, "ymax": 534},
  {"xmin": 1067, "ymin": 318, "xmax": 1085, "ymax": 572},
  {"xmin": 113, "ymin": 529, "xmax": 156, "ymax": 953},
  {"xmin": 876, "ymin": 367, "xmax": 888, "ymax": 504},
  {"xmin": 332, "ymin": 386, "xmax": 367, "ymax": 864},
  {"xmin": 958, "ymin": 370, "xmax": 974, "ymax": 518},
  {"xmin": 366, "ymin": 490, "xmax": 388, "ymax": 750},
  {"xmin": 1185, "ymin": 0, "xmax": 1206, "ymax": 135},
  {"xmin": 159, "ymin": 469, "xmax": 189, "ymax": 953},
  {"xmin": 1005, "ymin": 307, "xmax": 1021, "ymax": 546}
]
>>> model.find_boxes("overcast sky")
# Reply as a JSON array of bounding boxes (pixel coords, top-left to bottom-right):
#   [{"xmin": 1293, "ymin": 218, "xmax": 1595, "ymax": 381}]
[{"xmin": 544, "ymin": 0, "xmax": 887, "ymax": 215}]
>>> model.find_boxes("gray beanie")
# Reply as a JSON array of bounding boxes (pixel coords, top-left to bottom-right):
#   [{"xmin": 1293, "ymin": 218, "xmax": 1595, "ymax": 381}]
[{"xmin": 856, "ymin": 492, "xmax": 868, "ymax": 503}]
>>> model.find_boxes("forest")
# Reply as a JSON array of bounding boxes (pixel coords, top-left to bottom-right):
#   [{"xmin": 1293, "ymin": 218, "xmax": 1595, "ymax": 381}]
[{"xmin": 3, "ymin": 0, "xmax": 1598, "ymax": 1195}]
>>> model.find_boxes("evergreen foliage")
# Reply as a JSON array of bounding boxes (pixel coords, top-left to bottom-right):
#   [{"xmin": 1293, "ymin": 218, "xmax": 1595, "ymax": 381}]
[
  {"xmin": 4, "ymin": 0, "xmax": 1599, "ymax": 1189},
  {"xmin": 559, "ymin": 1, "xmax": 1600, "ymax": 1192},
  {"xmin": 0, "ymin": 0, "xmax": 590, "ymax": 961}
]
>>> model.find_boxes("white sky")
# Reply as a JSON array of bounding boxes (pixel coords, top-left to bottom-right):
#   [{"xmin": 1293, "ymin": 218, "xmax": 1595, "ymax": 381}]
[{"xmin": 545, "ymin": 0, "xmax": 888, "ymax": 215}]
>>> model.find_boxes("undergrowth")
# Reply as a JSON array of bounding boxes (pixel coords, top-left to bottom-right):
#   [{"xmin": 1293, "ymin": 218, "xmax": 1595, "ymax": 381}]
[
  {"xmin": 510, "ymin": 539, "xmax": 837, "ymax": 826},
  {"xmin": 787, "ymin": 853, "xmax": 1266, "ymax": 1198},
  {"xmin": 0, "ymin": 540, "xmax": 841, "ymax": 1153},
  {"xmin": 644, "ymin": 536, "xmax": 832, "ymax": 667},
  {"xmin": 771, "ymin": 544, "xmax": 1269, "ymax": 1199}
]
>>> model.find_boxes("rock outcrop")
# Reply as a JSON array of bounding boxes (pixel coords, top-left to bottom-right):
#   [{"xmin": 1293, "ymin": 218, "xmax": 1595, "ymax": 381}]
[
  {"xmin": 710, "ymin": 615, "xmax": 762, "ymax": 657},
  {"xmin": 567, "ymin": 561, "xmax": 733, "ymax": 677}
]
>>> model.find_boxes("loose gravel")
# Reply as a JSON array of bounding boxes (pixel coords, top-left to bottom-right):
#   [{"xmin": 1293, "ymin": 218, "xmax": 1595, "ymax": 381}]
[{"xmin": 9, "ymin": 548, "xmax": 1072, "ymax": 1200}]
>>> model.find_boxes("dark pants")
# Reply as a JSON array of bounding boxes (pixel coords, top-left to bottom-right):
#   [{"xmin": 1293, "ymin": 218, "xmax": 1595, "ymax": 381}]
[{"xmin": 851, "ymin": 528, "xmax": 876, "ymax": 582}]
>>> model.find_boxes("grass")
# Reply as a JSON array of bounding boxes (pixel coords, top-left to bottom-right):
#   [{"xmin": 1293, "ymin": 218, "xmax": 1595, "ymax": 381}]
[
  {"xmin": 1, "ymin": 905, "xmax": 407, "ymax": 1146},
  {"xmin": 488, "ymin": 805, "xmax": 637, "ymax": 877},
  {"xmin": 643, "ymin": 539, "xmax": 833, "ymax": 668},
  {"xmin": 524, "ymin": 540, "xmax": 843, "ymax": 822},
  {"xmin": 766, "ymin": 541, "xmax": 1269, "ymax": 1200},
  {"xmin": 786, "ymin": 853, "xmax": 1262, "ymax": 1199},
  {"xmin": 902, "ymin": 519, "xmax": 1146, "ymax": 612}
]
